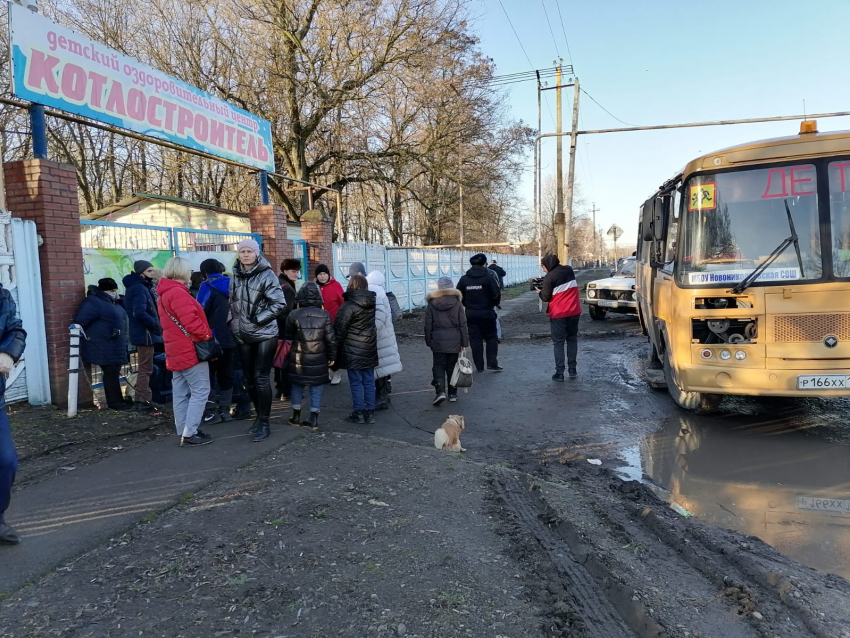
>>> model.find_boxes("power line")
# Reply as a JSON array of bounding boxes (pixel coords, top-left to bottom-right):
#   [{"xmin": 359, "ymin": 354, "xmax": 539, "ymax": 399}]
[
  {"xmin": 581, "ymin": 88, "xmax": 637, "ymax": 127},
  {"xmin": 496, "ymin": 0, "xmax": 535, "ymax": 69},
  {"xmin": 540, "ymin": 0, "xmax": 561, "ymax": 59},
  {"xmin": 554, "ymin": 0, "xmax": 574, "ymax": 66}
]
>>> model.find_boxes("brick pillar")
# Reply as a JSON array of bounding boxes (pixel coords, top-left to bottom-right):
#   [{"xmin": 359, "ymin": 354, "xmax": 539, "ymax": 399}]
[
  {"xmin": 248, "ymin": 204, "xmax": 293, "ymax": 274},
  {"xmin": 4, "ymin": 159, "xmax": 92, "ymax": 407},
  {"xmin": 300, "ymin": 210, "xmax": 333, "ymax": 280}
]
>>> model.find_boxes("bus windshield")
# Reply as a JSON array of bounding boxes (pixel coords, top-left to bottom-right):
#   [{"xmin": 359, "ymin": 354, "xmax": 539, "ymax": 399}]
[{"xmin": 677, "ymin": 164, "xmax": 823, "ymax": 286}]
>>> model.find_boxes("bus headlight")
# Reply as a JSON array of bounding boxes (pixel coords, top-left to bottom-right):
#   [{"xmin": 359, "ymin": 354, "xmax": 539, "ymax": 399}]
[
  {"xmin": 588, "ymin": 289, "xmax": 596, "ymax": 298},
  {"xmin": 735, "ymin": 350, "xmax": 746, "ymax": 360},
  {"xmin": 720, "ymin": 350, "xmax": 732, "ymax": 360}
]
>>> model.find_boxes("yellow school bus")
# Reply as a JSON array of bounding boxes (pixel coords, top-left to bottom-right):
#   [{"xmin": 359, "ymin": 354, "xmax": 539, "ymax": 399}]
[{"xmin": 636, "ymin": 121, "xmax": 850, "ymax": 412}]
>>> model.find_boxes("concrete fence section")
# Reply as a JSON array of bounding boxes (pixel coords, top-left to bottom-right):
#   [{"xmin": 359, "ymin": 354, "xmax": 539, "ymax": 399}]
[{"xmin": 332, "ymin": 242, "xmax": 539, "ymax": 311}]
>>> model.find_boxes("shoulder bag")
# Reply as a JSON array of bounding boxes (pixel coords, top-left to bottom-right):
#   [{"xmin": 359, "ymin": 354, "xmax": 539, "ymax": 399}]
[{"xmin": 163, "ymin": 306, "xmax": 223, "ymax": 362}]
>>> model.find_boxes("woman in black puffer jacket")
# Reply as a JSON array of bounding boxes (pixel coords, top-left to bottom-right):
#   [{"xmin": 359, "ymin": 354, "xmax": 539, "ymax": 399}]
[
  {"xmin": 334, "ymin": 275, "xmax": 378, "ymax": 425},
  {"xmin": 230, "ymin": 239, "xmax": 287, "ymax": 442},
  {"xmin": 74, "ymin": 278, "xmax": 130, "ymax": 411},
  {"xmin": 283, "ymin": 282, "xmax": 336, "ymax": 430}
]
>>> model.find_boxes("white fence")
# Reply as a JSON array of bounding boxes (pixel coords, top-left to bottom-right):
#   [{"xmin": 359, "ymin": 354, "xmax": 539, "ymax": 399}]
[
  {"xmin": 333, "ymin": 243, "xmax": 539, "ymax": 311},
  {"xmin": 0, "ymin": 212, "xmax": 51, "ymax": 405}
]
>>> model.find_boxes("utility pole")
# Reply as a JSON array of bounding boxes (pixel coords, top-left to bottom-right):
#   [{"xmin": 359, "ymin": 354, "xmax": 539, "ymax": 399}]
[
  {"xmin": 591, "ymin": 203, "xmax": 598, "ymax": 268},
  {"xmin": 564, "ymin": 77, "xmax": 580, "ymax": 263},
  {"xmin": 554, "ymin": 65, "xmax": 566, "ymax": 264},
  {"xmin": 459, "ymin": 154, "xmax": 464, "ymax": 273},
  {"xmin": 535, "ymin": 71, "xmax": 542, "ymax": 273}
]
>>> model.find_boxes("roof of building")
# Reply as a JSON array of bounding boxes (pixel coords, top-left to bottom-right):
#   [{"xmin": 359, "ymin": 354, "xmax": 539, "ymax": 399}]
[{"xmin": 84, "ymin": 193, "xmax": 249, "ymax": 221}]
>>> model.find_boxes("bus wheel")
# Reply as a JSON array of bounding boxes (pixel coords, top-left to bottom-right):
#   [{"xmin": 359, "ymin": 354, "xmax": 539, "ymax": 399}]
[
  {"xmin": 662, "ymin": 346, "xmax": 721, "ymax": 414},
  {"xmin": 589, "ymin": 305, "xmax": 607, "ymax": 320}
]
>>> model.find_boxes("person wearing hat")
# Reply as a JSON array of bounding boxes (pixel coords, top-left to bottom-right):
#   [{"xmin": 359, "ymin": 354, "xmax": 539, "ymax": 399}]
[
  {"xmin": 347, "ymin": 261, "xmax": 367, "ymax": 279},
  {"xmin": 74, "ymin": 278, "xmax": 131, "ymax": 410},
  {"xmin": 275, "ymin": 258, "xmax": 301, "ymax": 405},
  {"xmin": 314, "ymin": 263, "xmax": 345, "ymax": 385},
  {"xmin": 488, "ymin": 259, "xmax": 506, "ymax": 290},
  {"xmin": 425, "ymin": 276, "xmax": 469, "ymax": 405},
  {"xmin": 122, "ymin": 260, "xmax": 163, "ymax": 412},
  {"xmin": 230, "ymin": 239, "xmax": 287, "ymax": 442},
  {"xmin": 196, "ymin": 259, "xmax": 236, "ymax": 423},
  {"xmin": 457, "ymin": 253, "xmax": 502, "ymax": 372}
]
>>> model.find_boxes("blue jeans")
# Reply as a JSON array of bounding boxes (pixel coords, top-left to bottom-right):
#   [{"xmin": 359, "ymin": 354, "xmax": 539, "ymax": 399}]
[
  {"xmin": 291, "ymin": 383, "xmax": 323, "ymax": 413},
  {"xmin": 347, "ymin": 369, "xmax": 376, "ymax": 411},
  {"xmin": 0, "ymin": 409, "xmax": 17, "ymax": 525}
]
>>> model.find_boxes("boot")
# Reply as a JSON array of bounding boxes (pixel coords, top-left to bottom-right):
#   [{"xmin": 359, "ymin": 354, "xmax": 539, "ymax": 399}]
[
  {"xmin": 302, "ymin": 411, "xmax": 319, "ymax": 430},
  {"xmin": 288, "ymin": 408, "xmax": 302, "ymax": 426},
  {"xmin": 252, "ymin": 418, "xmax": 270, "ymax": 442},
  {"xmin": 364, "ymin": 410, "xmax": 376, "ymax": 424},
  {"xmin": 247, "ymin": 417, "xmax": 260, "ymax": 434},
  {"xmin": 375, "ymin": 377, "xmax": 391, "ymax": 410},
  {"xmin": 345, "ymin": 410, "xmax": 365, "ymax": 424}
]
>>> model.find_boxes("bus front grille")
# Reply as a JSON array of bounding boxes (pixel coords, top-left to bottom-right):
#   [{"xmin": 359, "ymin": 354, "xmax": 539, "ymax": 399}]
[{"xmin": 773, "ymin": 314, "xmax": 850, "ymax": 342}]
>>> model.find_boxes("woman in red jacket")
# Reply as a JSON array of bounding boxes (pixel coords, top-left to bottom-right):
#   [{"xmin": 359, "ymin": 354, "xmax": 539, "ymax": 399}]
[
  {"xmin": 158, "ymin": 256, "xmax": 214, "ymax": 447},
  {"xmin": 315, "ymin": 264, "xmax": 345, "ymax": 385}
]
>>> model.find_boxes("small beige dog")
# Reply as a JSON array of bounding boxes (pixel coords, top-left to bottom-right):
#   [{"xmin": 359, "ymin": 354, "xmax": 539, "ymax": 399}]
[{"xmin": 434, "ymin": 415, "xmax": 466, "ymax": 452}]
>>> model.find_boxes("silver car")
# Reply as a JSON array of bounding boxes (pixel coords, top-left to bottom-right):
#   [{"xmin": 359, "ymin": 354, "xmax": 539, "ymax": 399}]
[{"xmin": 586, "ymin": 257, "xmax": 637, "ymax": 320}]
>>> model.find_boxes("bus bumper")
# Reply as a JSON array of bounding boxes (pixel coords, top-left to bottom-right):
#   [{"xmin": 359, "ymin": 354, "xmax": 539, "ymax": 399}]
[{"xmin": 681, "ymin": 365, "xmax": 850, "ymax": 397}]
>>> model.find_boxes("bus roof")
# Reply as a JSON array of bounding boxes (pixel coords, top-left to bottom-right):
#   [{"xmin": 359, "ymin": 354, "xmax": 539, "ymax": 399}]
[{"xmin": 681, "ymin": 125, "xmax": 850, "ymax": 179}]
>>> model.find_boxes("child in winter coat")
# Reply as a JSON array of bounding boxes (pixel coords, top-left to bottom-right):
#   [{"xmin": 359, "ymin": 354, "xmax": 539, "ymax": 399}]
[
  {"xmin": 334, "ymin": 275, "xmax": 378, "ymax": 424},
  {"xmin": 284, "ymin": 282, "xmax": 337, "ymax": 430},
  {"xmin": 424, "ymin": 276, "xmax": 470, "ymax": 406}
]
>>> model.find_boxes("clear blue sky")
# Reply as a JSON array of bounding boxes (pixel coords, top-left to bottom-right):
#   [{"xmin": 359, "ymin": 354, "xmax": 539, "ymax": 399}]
[{"xmin": 472, "ymin": 0, "xmax": 850, "ymax": 250}]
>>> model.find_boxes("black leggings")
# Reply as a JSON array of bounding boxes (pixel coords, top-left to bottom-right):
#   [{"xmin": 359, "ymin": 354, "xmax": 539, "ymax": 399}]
[{"xmin": 238, "ymin": 338, "xmax": 277, "ymax": 420}]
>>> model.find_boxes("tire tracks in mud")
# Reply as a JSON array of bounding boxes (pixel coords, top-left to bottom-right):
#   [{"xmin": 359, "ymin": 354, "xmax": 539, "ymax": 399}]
[{"xmin": 489, "ymin": 466, "xmax": 850, "ymax": 638}]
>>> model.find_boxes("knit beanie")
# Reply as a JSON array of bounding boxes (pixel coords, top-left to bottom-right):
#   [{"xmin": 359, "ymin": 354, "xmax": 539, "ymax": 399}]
[
  {"xmin": 469, "ymin": 253, "xmax": 487, "ymax": 266},
  {"xmin": 437, "ymin": 276, "xmax": 453, "ymax": 289},
  {"xmin": 315, "ymin": 264, "xmax": 331, "ymax": 278},
  {"xmin": 237, "ymin": 238, "xmax": 260, "ymax": 255},
  {"xmin": 200, "ymin": 258, "xmax": 224, "ymax": 276},
  {"xmin": 98, "ymin": 278, "xmax": 119, "ymax": 291},
  {"xmin": 133, "ymin": 260, "xmax": 153, "ymax": 274},
  {"xmin": 281, "ymin": 258, "xmax": 302, "ymax": 272},
  {"xmin": 347, "ymin": 262, "xmax": 366, "ymax": 278}
]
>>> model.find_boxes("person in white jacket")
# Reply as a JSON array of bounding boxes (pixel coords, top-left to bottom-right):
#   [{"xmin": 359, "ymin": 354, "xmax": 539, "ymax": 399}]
[{"xmin": 366, "ymin": 271, "xmax": 403, "ymax": 409}]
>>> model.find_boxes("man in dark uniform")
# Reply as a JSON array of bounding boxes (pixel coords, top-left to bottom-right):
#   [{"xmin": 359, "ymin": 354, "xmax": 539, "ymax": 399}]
[{"xmin": 457, "ymin": 253, "xmax": 502, "ymax": 372}]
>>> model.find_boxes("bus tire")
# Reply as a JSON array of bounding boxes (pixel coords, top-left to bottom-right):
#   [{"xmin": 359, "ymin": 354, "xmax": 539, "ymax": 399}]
[
  {"xmin": 647, "ymin": 340, "xmax": 663, "ymax": 370},
  {"xmin": 662, "ymin": 345, "xmax": 721, "ymax": 414},
  {"xmin": 589, "ymin": 305, "xmax": 607, "ymax": 320}
]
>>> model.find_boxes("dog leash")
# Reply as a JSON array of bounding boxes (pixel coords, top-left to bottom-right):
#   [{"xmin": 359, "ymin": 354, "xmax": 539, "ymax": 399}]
[{"xmin": 390, "ymin": 402, "xmax": 435, "ymax": 435}]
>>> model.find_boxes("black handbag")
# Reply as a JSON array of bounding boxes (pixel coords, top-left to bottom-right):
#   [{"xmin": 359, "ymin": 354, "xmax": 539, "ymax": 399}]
[{"xmin": 163, "ymin": 307, "xmax": 223, "ymax": 362}]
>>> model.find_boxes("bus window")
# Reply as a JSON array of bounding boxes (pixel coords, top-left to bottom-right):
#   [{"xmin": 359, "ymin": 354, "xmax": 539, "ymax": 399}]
[
  {"xmin": 829, "ymin": 161, "xmax": 850, "ymax": 277},
  {"xmin": 660, "ymin": 189, "xmax": 680, "ymax": 273}
]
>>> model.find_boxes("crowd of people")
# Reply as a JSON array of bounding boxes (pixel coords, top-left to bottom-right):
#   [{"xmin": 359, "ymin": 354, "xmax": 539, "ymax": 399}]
[{"xmin": 0, "ymin": 248, "xmax": 580, "ymax": 545}]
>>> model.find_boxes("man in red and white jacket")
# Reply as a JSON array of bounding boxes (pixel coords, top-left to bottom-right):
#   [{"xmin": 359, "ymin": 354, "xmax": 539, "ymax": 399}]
[{"xmin": 535, "ymin": 254, "xmax": 582, "ymax": 381}]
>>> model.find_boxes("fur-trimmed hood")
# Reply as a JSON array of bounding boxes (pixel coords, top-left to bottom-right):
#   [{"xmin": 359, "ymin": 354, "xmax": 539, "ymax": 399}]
[{"xmin": 426, "ymin": 288, "xmax": 462, "ymax": 302}]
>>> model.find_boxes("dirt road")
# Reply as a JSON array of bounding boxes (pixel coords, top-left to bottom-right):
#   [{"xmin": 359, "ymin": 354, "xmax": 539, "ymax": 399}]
[{"xmin": 2, "ymin": 293, "xmax": 849, "ymax": 638}]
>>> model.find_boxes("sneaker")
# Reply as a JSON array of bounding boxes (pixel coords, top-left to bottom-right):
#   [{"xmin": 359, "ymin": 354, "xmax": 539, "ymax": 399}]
[
  {"xmin": 231, "ymin": 407, "xmax": 253, "ymax": 421},
  {"xmin": 219, "ymin": 411, "xmax": 233, "ymax": 423},
  {"xmin": 487, "ymin": 365, "xmax": 504, "ymax": 372},
  {"xmin": 552, "ymin": 372, "xmax": 565, "ymax": 382},
  {"xmin": 0, "ymin": 522, "xmax": 20, "ymax": 544},
  {"xmin": 109, "ymin": 403, "xmax": 132, "ymax": 411},
  {"xmin": 180, "ymin": 433, "xmax": 213, "ymax": 447},
  {"xmin": 134, "ymin": 401, "xmax": 153, "ymax": 412},
  {"xmin": 345, "ymin": 411, "xmax": 365, "ymax": 424},
  {"xmin": 568, "ymin": 368, "xmax": 578, "ymax": 379},
  {"xmin": 330, "ymin": 370, "xmax": 342, "ymax": 385},
  {"xmin": 448, "ymin": 393, "xmax": 458, "ymax": 403},
  {"xmin": 203, "ymin": 411, "xmax": 222, "ymax": 425},
  {"xmin": 433, "ymin": 392, "xmax": 446, "ymax": 406},
  {"xmin": 195, "ymin": 429, "xmax": 213, "ymax": 441}
]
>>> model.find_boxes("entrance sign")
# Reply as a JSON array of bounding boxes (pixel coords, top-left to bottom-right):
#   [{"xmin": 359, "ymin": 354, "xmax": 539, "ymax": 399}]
[{"xmin": 8, "ymin": 3, "xmax": 275, "ymax": 172}]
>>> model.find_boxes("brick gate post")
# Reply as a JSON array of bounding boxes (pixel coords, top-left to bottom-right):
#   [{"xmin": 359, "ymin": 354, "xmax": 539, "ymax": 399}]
[
  {"xmin": 4, "ymin": 159, "xmax": 92, "ymax": 407},
  {"xmin": 248, "ymin": 205, "xmax": 293, "ymax": 275},
  {"xmin": 300, "ymin": 210, "xmax": 334, "ymax": 280}
]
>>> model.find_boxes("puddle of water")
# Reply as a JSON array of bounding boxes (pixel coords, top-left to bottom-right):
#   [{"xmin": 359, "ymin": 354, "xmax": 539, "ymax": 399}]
[{"xmin": 624, "ymin": 413, "xmax": 850, "ymax": 580}]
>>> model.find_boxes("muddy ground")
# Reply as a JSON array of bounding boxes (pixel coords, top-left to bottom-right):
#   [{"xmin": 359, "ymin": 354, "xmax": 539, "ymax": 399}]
[
  {"xmin": 2, "ymin": 433, "xmax": 848, "ymax": 638},
  {"xmin": 3, "ymin": 290, "xmax": 850, "ymax": 638}
]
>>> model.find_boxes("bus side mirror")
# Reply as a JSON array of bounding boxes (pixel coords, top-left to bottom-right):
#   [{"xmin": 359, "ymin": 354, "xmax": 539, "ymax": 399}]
[
  {"xmin": 641, "ymin": 201, "xmax": 654, "ymax": 241},
  {"xmin": 653, "ymin": 197, "xmax": 669, "ymax": 242}
]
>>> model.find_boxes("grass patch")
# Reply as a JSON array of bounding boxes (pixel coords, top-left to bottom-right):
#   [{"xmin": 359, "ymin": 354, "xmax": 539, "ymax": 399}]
[
  {"xmin": 178, "ymin": 493, "xmax": 194, "ymax": 504},
  {"xmin": 311, "ymin": 508, "xmax": 328, "ymax": 519}
]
